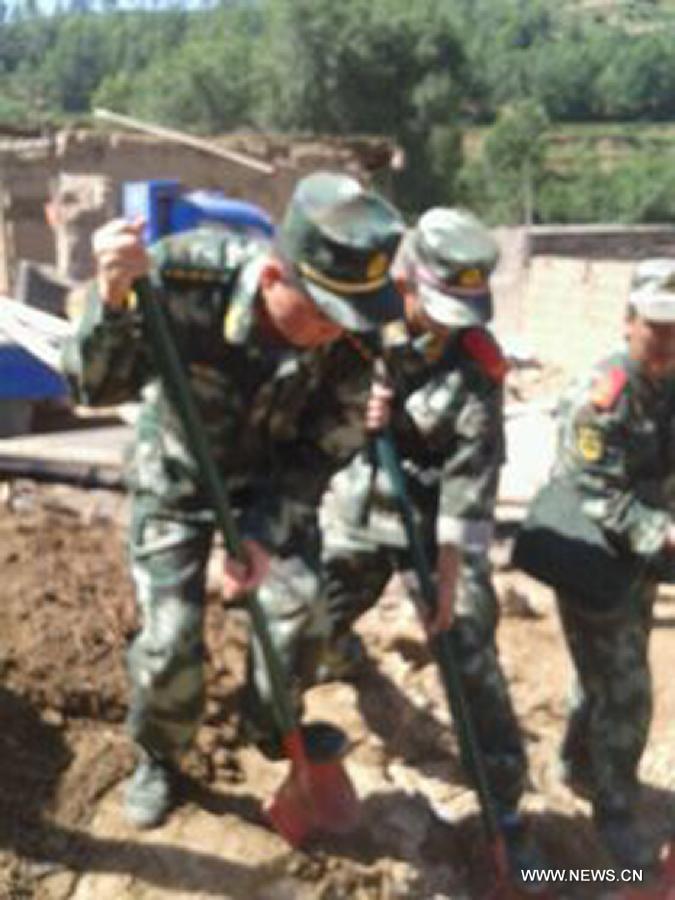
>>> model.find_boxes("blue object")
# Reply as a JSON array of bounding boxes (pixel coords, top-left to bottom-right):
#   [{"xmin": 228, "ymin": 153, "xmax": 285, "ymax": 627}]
[
  {"xmin": 122, "ymin": 180, "xmax": 275, "ymax": 245},
  {"xmin": 0, "ymin": 343, "xmax": 66, "ymax": 400}
]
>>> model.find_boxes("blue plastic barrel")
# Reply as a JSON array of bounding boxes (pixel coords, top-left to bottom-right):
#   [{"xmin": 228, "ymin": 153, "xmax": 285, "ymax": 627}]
[
  {"xmin": 122, "ymin": 180, "xmax": 275, "ymax": 244},
  {"xmin": 172, "ymin": 191, "xmax": 275, "ymax": 239},
  {"xmin": 122, "ymin": 180, "xmax": 182, "ymax": 245}
]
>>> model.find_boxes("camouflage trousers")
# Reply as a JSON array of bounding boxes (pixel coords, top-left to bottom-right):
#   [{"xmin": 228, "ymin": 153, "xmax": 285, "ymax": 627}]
[
  {"xmin": 320, "ymin": 528, "xmax": 528, "ymax": 815},
  {"xmin": 126, "ymin": 495, "xmax": 326, "ymax": 761},
  {"xmin": 555, "ymin": 584, "xmax": 656, "ymax": 818}
]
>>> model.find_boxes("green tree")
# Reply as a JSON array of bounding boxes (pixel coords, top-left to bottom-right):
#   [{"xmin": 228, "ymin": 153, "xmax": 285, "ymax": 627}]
[
  {"xmin": 94, "ymin": 5, "xmax": 261, "ymax": 130},
  {"xmin": 538, "ymin": 149, "xmax": 675, "ymax": 225},
  {"xmin": 459, "ymin": 100, "xmax": 549, "ymax": 224},
  {"xmin": 38, "ymin": 16, "xmax": 111, "ymax": 112},
  {"xmin": 594, "ymin": 33, "xmax": 675, "ymax": 120},
  {"xmin": 257, "ymin": 0, "xmax": 467, "ymax": 211},
  {"xmin": 454, "ymin": 0, "xmax": 556, "ymax": 119}
]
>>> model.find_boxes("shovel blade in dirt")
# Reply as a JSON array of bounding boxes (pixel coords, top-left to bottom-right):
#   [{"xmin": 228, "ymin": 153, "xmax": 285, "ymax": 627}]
[
  {"xmin": 618, "ymin": 841, "xmax": 675, "ymax": 900},
  {"xmin": 481, "ymin": 847, "xmax": 556, "ymax": 900},
  {"xmin": 265, "ymin": 732, "xmax": 361, "ymax": 847}
]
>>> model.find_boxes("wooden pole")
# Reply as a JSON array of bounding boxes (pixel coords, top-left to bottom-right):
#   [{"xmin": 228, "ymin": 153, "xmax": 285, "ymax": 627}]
[{"xmin": 93, "ymin": 108, "xmax": 276, "ymax": 176}]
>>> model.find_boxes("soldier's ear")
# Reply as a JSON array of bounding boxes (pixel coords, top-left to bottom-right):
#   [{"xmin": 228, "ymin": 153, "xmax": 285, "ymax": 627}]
[
  {"xmin": 260, "ymin": 259, "xmax": 285, "ymax": 291},
  {"xmin": 393, "ymin": 273, "xmax": 408, "ymax": 296},
  {"xmin": 623, "ymin": 304, "xmax": 638, "ymax": 341},
  {"xmin": 394, "ymin": 274, "xmax": 420, "ymax": 321}
]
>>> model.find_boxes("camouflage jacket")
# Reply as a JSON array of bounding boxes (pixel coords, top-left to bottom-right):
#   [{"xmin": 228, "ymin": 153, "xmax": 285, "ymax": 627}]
[
  {"xmin": 554, "ymin": 348, "xmax": 675, "ymax": 567},
  {"xmin": 321, "ymin": 326, "xmax": 506, "ymax": 551},
  {"xmin": 62, "ymin": 227, "xmax": 375, "ymax": 545}
]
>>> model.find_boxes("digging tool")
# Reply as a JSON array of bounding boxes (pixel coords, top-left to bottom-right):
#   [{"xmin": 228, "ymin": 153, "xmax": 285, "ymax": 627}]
[
  {"xmin": 618, "ymin": 842, "xmax": 675, "ymax": 900},
  {"xmin": 134, "ymin": 275, "xmax": 360, "ymax": 846},
  {"xmin": 372, "ymin": 422, "xmax": 529, "ymax": 895}
]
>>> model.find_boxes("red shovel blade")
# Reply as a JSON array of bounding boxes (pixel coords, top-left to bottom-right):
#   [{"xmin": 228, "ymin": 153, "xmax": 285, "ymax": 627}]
[
  {"xmin": 484, "ymin": 880, "xmax": 557, "ymax": 900},
  {"xmin": 660, "ymin": 841, "xmax": 675, "ymax": 900},
  {"xmin": 616, "ymin": 841, "xmax": 675, "ymax": 900},
  {"xmin": 265, "ymin": 730, "xmax": 361, "ymax": 847}
]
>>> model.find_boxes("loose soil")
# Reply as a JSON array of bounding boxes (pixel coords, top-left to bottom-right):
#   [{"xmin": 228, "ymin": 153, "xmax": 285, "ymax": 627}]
[{"xmin": 0, "ymin": 484, "xmax": 673, "ymax": 899}]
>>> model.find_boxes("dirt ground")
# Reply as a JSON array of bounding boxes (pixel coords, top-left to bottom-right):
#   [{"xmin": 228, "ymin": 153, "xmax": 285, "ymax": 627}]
[{"xmin": 0, "ymin": 483, "xmax": 673, "ymax": 900}]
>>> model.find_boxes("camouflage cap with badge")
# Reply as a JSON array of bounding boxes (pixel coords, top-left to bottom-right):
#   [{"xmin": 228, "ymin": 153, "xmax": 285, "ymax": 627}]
[
  {"xmin": 402, "ymin": 207, "xmax": 499, "ymax": 328},
  {"xmin": 629, "ymin": 258, "xmax": 675, "ymax": 322},
  {"xmin": 277, "ymin": 171, "xmax": 405, "ymax": 332}
]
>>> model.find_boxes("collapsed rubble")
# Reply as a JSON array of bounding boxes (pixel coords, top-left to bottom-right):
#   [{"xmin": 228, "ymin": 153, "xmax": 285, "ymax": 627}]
[{"xmin": 1, "ymin": 485, "xmax": 673, "ymax": 899}]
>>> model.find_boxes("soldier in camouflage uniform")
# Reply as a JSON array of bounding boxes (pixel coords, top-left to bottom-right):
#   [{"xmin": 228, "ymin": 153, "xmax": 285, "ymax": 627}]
[
  {"xmin": 552, "ymin": 258, "xmax": 675, "ymax": 869},
  {"xmin": 62, "ymin": 171, "xmax": 404, "ymax": 829},
  {"xmin": 318, "ymin": 209, "xmax": 537, "ymax": 871}
]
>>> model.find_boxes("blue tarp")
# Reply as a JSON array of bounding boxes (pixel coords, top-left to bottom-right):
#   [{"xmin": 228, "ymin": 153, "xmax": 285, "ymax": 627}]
[{"xmin": 0, "ymin": 343, "xmax": 66, "ymax": 400}]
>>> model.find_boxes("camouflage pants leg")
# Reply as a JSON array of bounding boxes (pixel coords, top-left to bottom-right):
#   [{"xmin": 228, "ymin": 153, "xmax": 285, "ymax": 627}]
[
  {"xmin": 321, "ymin": 531, "xmax": 396, "ymax": 640},
  {"xmin": 556, "ymin": 586, "xmax": 655, "ymax": 817},
  {"xmin": 126, "ymin": 497, "xmax": 213, "ymax": 761},
  {"xmin": 426, "ymin": 552, "xmax": 527, "ymax": 815},
  {"xmin": 242, "ymin": 543, "xmax": 331, "ymax": 750},
  {"xmin": 323, "ymin": 533, "xmax": 527, "ymax": 814}
]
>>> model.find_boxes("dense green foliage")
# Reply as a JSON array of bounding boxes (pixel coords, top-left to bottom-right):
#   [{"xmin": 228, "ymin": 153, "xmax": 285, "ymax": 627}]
[{"xmin": 3, "ymin": 0, "xmax": 675, "ymax": 220}]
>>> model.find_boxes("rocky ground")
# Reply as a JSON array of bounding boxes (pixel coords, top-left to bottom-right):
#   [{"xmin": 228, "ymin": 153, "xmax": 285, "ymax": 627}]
[{"xmin": 0, "ymin": 482, "xmax": 673, "ymax": 900}]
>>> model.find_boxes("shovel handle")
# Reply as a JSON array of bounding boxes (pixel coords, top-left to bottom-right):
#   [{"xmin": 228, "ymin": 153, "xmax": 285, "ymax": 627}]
[
  {"xmin": 134, "ymin": 275, "xmax": 297, "ymax": 737},
  {"xmin": 373, "ymin": 426, "xmax": 505, "ymax": 850}
]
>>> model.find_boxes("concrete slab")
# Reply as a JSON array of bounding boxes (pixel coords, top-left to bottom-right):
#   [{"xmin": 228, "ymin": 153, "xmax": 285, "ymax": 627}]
[{"xmin": 0, "ymin": 424, "xmax": 132, "ymax": 469}]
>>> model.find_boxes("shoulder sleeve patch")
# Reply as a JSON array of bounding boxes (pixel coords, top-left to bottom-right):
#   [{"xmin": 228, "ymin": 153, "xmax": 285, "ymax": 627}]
[
  {"xmin": 461, "ymin": 328, "xmax": 509, "ymax": 382},
  {"xmin": 589, "ymin": 367, "xmax": 628, "ymax": 410},
  {"xmin": 152, "ymin": 230, "xmax": 234, "ymax": 285}
]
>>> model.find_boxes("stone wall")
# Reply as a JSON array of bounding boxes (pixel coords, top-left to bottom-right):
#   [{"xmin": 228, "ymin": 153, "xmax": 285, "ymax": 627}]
[
  {"xmin": 528, "ymin": 224, "xmax": 675, "ymax": 260},
  {"xmin": 521, "ymin": 256, "xmax": 631, "ymax": 374}
]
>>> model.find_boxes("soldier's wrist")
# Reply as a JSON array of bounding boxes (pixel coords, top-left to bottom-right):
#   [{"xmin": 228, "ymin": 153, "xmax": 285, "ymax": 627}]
[
  {"xmin": 97, "ymin": 275, "xmax": 136, "ymax": 310},
  {"xmin": 664, "ymin": 524, "xmax": 675, "ymax": 553}
]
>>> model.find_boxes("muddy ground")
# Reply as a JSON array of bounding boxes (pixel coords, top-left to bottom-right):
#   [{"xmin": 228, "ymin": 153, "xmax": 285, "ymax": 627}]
[{"xmin": 0, "ymin": 483, "xmax": 673, "ymax": 900}]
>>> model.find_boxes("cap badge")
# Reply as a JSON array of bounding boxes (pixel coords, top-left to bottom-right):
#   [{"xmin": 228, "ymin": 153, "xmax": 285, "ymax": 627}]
[
  {"xmin": 457, "ymin": 268, "xmax": 484, "ymax": 288},
  {"xmin": 367, "ymin": 252, "xmax": 389, "ymax": 281},
  {"xmin": 576, "ymin": 425, "xmax": 604, "ymax": 462}
]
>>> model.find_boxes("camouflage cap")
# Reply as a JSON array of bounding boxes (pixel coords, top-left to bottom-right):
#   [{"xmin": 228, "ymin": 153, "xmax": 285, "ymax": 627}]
[
  {"xmin": 277, "ymin": 171, "xmax": 404, "ymax": 332},
  {"xmin": 403, "ymin": 207, "xmax": 499, "ymax": 328},
  {"xmin": 629, "ymin": 258, "xmax": 675, "ymax": 322}
]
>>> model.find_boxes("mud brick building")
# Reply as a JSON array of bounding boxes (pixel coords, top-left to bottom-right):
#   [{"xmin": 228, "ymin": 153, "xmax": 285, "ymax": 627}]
[{"xmin": 0, "ymin": 126, "xmax": 396, "ymax": 292}]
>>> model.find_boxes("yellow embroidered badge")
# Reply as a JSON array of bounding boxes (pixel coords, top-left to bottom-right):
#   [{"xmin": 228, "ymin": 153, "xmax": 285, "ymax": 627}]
[
  {"xmin": 576, "ymin": 425, "xmax": 604, "ymax": 462},
  {"xmin": 224, "ymin": 302, "xmax": 246, "ymax": 342},
  {"xmin": 366, "ymin": 252, "xmax": 389, "ymax": 280},
  {"xmin": 457, "ymin": 267, "xmax": 485, "ymax": 288}
]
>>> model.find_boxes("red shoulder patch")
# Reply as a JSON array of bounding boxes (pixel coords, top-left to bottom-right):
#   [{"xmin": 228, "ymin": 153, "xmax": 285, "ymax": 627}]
[
  {"xmin": 461, "ymin": 328, "xmax": 509, "ymax": 382},
  {"xmin": 589, "ymin": 367, "xmax": 628, "ymax": 410}
]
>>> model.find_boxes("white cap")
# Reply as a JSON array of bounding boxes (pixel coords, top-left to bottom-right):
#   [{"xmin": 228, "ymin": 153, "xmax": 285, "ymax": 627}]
[
  {"xmin": 629, "ymin": 258, "xmax": 675, "ymax": 322},
  {"xmin": 406, "ymin": 208, "xmax": 498, "ymax": 328}
]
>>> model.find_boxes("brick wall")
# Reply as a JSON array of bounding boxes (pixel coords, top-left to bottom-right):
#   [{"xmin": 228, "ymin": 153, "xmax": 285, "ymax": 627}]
[
  {"xmin": 491, "ymin": 225, "xmax": 675, "ymax": 375},
  {"xmin": 520, "ymin": 257, "xmax": 632, "ymax": 374}
]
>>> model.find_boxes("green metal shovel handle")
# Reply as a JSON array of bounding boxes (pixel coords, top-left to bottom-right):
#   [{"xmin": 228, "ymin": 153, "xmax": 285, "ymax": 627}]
[
  {"xmin": 135, "ymin": 276, "xmax": 296, "ymax": 736},
  {"xmin": 373, "ymin": 427, "xmax": 503, "ymax": 846}
]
